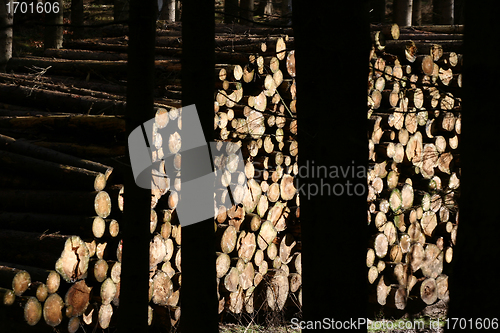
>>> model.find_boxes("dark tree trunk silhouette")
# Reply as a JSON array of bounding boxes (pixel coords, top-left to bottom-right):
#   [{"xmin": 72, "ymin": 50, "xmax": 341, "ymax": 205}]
[
  {"xmin": 292, "ymin": 0, "xmax": 370, "ymax": 329},
  {"xmin": 180, "ymin": 0, "xmax": 219, "ymax": 332},
  {"xmin": 12, "ymin": 0, "xmax": 37, "ymax": 38},
  {"xmin": 240, "ymin": 0, "xmax": 254, "ymax": 25},
  {"xmin": 370, "ymin": 0, "xmax": 386, "ymax": 23},
  {"xmin": 282, "ymin": 0, "xmax": 292, "ymax": 19},
  {"xmin": 412, "ymin": 0, "xmax": 422, "ymax": 25},
  {"xmin": 44, "ymin": 0, "xmax": 63, "ymax": 49},
  {"xmin": 116, "ymin": 0, "xmax": 156, "ymax": 332},
  {"xmin": 433, "ymin": 0, "xmax": 454, "ymax": 25},
  {"xmin": 446, "ymin": 0, "xmax": 500, "ymax": 330},
  {"xmin": 224, "ymin": 0, "xmax": 239, "ymax": 23},
  {"xmin": 394, "ymin": 0, "xmax": 413, "ymax": 26},
  {"xmin": 70, "ymin": 0, "xmax": 84, "ymax": 39},
  {"xmin": 454, "ymin": 0, "xmax": 464, "ymax": 24},
  {"xmin": 0, "ymin": 0, "xmax": 13, "ymax": 71}
]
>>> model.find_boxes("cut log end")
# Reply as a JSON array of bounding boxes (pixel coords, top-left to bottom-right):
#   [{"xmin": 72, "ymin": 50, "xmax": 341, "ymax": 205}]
[{"xmin": 55, "ymin": 236, "xmax": 89, "ymax": 283}]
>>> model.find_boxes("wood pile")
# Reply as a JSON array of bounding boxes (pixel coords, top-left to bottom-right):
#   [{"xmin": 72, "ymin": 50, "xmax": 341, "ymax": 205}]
[
  {"xmin": 0, "ymin": 24, "xmax": 300, "ymax": 331},
  {"xmin": 367, "ymin": 24, "xmax": 462, "ymax": 312},
  {"xmin": 211, "ymin": 34, "xmax": 301, "ymax": 318},
  {"xmin": 0, "ymin": 133, "xmax": 122, "ymax": 331},
  {"xmin": 0, "ymin": 21, "xmax": 464, "ymax": 331}
]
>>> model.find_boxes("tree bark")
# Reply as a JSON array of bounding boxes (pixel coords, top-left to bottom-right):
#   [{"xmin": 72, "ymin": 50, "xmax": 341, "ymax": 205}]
[
  {"xmin": 293, "ymin": 0, "xmax": 369, "ymax": 329},
  {"xmin": 0, "ymin": 189, "xmax": 115, "ymax": 217},
  {"xmin": 240, "ymin": 0, "xmax": 254, "ymax": 25},
  {"xmin": 412, "ymin": 0, "xmax": 422, "ymax": 25},
  {"xmin": 393, "ymin": 0, "xmax": 413, "ymax": 26},
  {"xmin": 0, "ymin": 0, "xmax": 13, "ymax": 71},
  {"xmin": 370, "ymin": 0, "xmax": 386, "ymax": 23},
  {"xmin": 281, "ymin": 0, "xmax": 292, "ymax": 24},
  {"xmin": 433, "ymin": 0, "xmax": 454, "ymax": 25},
  {"xmin": 454, "ymin": 0, "xmax": 464, "ymax": 24},
  {"xmin": 6, "ymin": 57, "xmax": 181, "ymax": 79},
  {"xmin": 0, "ymin": 133, "xmax": 113, "ymax": 176},
  {"xmin": 70, "ymin": 0, "xmax": 84, "ymax": 39},
  {"xmin": 158, "ymin": 0, "xmax": 176, "ymax": 22},
  {"xmin": 0, "ymin": 231, "xmax": 89, "ymax": 283},
  {"xmin": 0, "ymin": 82, "xmax": 126, "ymax": 115},
  {"xmin": 224, "ymin": 0, "xmax": 239, "ymax": 23},
  {"xmin": 44, "ymin": 48, "xmax": 128, "ymax": 61},
  {"xmin": 180, "ymin": 0, "xmax": 218, "ymax": 331},
  {"xmin": 44, "ymin": 0, "xmax": 64, "ymax": 49},
  {"xmin": 0, "ymin": 150, "xmax": 106, "ymax": 191},
  {"xmin": 115, "ymin": 0, "xmax": 157, "ymax": 332}
]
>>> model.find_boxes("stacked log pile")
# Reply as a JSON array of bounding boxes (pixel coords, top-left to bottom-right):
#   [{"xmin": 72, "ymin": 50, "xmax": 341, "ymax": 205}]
[
  {"xmin": 0, "ymin": 22, "xmax": 464, "ymax": 331},
  {"xmin": 366, "ymin": 24, "xmax": 462, "ymax": 313},
  {"xmin": 211, "ymin": 35, "xmax": 302, "ymax": 317},
  {"xmin": 0, "ymin": 25, "xmax": 301, "ymax": 331},
  {"xmin": 138, "ymin": 31, "xmax": 302, "ymax": 323},
  {"xmin": 0, "ymin": 133, "xmax": 122, "ymax": 331}
]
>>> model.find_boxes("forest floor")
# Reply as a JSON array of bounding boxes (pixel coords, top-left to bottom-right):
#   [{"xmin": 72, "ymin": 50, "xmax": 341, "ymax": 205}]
[
  {"xmin": 220, "ymin": 323, "xmax": 300, "ymax": 333},
  {"xmin": 218, "ymin": 297, "xmax": 448, "ymax": 333}
]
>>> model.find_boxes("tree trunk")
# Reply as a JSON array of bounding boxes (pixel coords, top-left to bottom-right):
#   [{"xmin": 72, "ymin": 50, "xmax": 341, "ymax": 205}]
[
  {"xmin": 393, "ymin": 0, "xmax": 413, "ymax": 26},
  {"xmin": 158, "ymin": 0, "xmax": 176, "ymax": 22},
  {"xmin": 70, "ymin": 0, "xmax": 84, "ymax": 39},
  {"xmin": 0, "ymin": 81, "xmax": 126, "ymax": 115},
  {"xmin": 446, "ymin": 0, "xmax": 500, "ymax": 328},
  {"xmin": 0, "ymin": 128, "xmax": 119, "ymax": 177},
  {"xmin": 293, "ymin": 0, "xmax": 369, "ymax": 329},
  {"xmin": 0, "ymin": 122, "xmax": 117, "ymax": 173},
  {"xmin": 180, "ymin": 0, "xmax": 218, "ymax": 331},
  {"xmin": 258, "ymin": 0, "xmax": 273, "ymax": 16},
  {"xmin": 0, "ymin": 231, "xmax": 89, "ymax": 283},
  {"xmin": 433, "ymin": 0, "xmax": 454, "ymax": 25},
  {"xmin": 454, "ymin": 0, "xmax": 464, "ymax": 24},
  {"xmin": 115, "ymin": 0, "xmax": 156, "ymax": 332},
  {"xmin": 0, "ymin": 189, "xmax": 115, "ymax": 217},
  {"xmin": 6, "ymin": 57, "xmax": 181, "ymax": 79},
  {"xmin": 370, "ymin": 0, "xmax": 386, "ymax": 23},
  {"xmin": 0, "ymin": 0, "xmax": 13, "ymax": 71},
  {"xmin": 224, "ymin": 0, "xmax": 239, "ymax": 23},
  {"xmin": 44, "ymin": 0, "xmax": 64, "ymax": 49},
  {"xmin": 175, "ymin": 0, "xmax": 182, "ymax": 21},
  {"xmin": 240, "ymin": 0, "xmax": 254, "ymax": 25},
  {"xmin": 412, "ymin": 0, "xmax": 422, "ymax": 25},
  {"xmin": 0, "ymin": 150, "xmax": 106, "ymax": 191},
  {"xmin": 281, "ymin": 0, "xmax": 292, "ymax": 24},
  {"xmin": 0, "ymin": 262, "xmax": 60, "ymax": 294}
]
